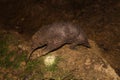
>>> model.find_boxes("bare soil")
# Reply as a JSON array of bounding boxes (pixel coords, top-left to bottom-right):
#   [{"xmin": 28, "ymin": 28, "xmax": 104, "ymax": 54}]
[{"xmin": 0, "ymin": 0, "xmax": 120, "ymax": 79}]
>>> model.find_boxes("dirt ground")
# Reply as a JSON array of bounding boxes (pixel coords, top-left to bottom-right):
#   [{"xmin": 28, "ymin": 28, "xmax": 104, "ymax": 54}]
[
  {"xmin": 0, "ymin": 31, "xmax": 119, "ymax": 80},
  {"xmin": 0, "ymin": 0, "xmax": 120, "ymax": 79}
]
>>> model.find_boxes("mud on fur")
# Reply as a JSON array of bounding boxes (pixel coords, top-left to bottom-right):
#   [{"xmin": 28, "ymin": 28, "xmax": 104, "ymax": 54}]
[{"xmin": 27, "ymin": 22, "xmax": 90, "ymax": 62}]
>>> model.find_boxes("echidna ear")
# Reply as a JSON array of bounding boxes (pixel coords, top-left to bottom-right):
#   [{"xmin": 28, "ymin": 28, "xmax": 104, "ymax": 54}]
[{"xmin": 83, "ymin": 40, "xmax": 91, "ymax": 48}]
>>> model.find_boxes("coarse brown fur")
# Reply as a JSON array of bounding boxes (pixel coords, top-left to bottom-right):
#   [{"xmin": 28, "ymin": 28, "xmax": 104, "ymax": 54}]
[{"xmin": 28, "ymin": 22, "xmax": 90, "ymax": 61}]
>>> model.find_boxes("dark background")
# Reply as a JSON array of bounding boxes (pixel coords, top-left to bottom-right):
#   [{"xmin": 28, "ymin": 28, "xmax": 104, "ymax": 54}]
[{"xmin": 0, "ymin": 0, "xmax": 120, "ymax": 75}]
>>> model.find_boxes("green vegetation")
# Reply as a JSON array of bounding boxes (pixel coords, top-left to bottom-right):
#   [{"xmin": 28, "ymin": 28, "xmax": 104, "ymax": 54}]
[
  {"xmin": 0, "ymin": 33, "xmax": 27, "ymax": 69},
  {"xmin": 0, "ymin": 32, "xmax": 61, "ymax": 79}
]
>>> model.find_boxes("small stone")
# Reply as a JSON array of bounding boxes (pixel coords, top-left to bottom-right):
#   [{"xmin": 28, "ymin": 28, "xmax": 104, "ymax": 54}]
[{"xmin": 44, "ymin": 55, "xmax": 56, "ymax": 66}]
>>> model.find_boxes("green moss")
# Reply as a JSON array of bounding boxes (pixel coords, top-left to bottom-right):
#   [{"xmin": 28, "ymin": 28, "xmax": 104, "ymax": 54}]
[
  {"xmin": 26, "ymin": 59, "xmax": 40, "ymax": 71},
  {"xmin": 0, "ymin": 39, "xmax": 8, "ymax": 56},
  {"xmin": 0, "ymin": 35, "xmax": 9, "ymax": 68},
  {"xmin": 0, "ymin": 32, "xmax": 63, "ymax": 79},
  {"xmin": 0, "ymin": 33, "xmax": 27, "ymax": 69},
  {"xmin": 0, "ymin": 50, "xmax": 27, "ymax": 69},
  {"xmin": 13, "ymin": 51, "xmax": 27, "ymax": 68}
]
